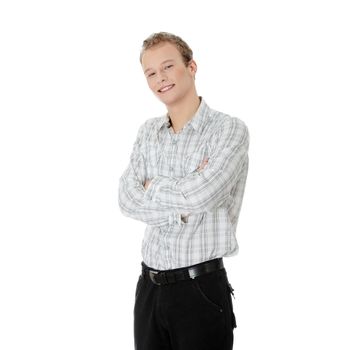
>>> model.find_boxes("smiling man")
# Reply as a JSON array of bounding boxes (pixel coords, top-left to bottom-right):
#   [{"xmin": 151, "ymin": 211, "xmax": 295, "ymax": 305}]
[{"xmin": 118, "ymin": 32, "xmax": 249, "ymax": 350}]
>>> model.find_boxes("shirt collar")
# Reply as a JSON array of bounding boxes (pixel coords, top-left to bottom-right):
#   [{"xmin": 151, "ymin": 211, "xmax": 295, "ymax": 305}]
[{"xmin": 157, "ymin": 97, "xmax": 210, "ymax": 134}]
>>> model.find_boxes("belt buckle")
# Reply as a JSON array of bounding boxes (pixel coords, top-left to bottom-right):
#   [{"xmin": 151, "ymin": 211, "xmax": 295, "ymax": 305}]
[{"xmin": 149, "ymin": 270, "xmax": 161, "ymax": 285}]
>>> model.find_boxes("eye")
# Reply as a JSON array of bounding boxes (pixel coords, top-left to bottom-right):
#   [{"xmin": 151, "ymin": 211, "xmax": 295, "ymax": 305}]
[
  {"xmin": 147, "ymin": 72, "xmax": 155, "ymax": 78},
  {"xmin": 164, "ymin": 64, "xmax": 173, "ymax": 70}
]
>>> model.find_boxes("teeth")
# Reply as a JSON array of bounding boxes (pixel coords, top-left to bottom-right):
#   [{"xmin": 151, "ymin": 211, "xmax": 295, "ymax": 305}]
[{"xmin": 159, "ymin": 85, "xmax": 174, "ymax": 92}]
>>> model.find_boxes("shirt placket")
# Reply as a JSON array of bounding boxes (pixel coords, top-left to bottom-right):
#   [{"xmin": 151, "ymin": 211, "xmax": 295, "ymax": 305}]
[
  {"xmin": 164, "ymin": 131, "xmax": 180, "ymax": 268},
  {"xmin": 168, "ymin": 132, "xmax": 178, "ymax": 176}
]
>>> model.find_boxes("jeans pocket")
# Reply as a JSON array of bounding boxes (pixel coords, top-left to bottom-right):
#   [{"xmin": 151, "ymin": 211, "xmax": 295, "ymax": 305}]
[{"xmin": 193, "ymin": 278, "xmax": 224, "ymax": 313}]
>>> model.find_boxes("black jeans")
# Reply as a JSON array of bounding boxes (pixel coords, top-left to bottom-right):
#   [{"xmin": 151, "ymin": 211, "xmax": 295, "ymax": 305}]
[{"xmin": 134, "ymin": 260, "xmax": 237, "ymax": 350}]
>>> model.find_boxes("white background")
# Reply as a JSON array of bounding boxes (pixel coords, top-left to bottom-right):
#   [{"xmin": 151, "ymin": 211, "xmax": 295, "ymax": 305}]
[{"xmin": 1, "ymin": 0, "xmax": 349, "ymax": 349}]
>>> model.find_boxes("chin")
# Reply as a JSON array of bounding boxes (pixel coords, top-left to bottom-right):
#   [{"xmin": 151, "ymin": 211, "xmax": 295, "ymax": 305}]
[{"xmin": 157, "ymin": 94, "xmax": 178, "ymax": 106}]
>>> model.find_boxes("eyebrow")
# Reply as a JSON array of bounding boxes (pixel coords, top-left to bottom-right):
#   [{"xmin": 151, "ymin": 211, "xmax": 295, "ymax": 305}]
[{"xmin": 144, "ymin": 59, "xmax": 175, "ymax": 74}]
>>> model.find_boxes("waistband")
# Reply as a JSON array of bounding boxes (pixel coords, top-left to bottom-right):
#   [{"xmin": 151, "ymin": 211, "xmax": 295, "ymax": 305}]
[{"xmin": 141, "ymin": 258, "xmax": 224, "ymax": 286}]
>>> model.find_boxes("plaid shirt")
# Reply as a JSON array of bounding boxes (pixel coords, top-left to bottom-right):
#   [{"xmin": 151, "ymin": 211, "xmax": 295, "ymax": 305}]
[{"xmin": 118, "ymin": 98, "xmax": 249, "ymax": 270}]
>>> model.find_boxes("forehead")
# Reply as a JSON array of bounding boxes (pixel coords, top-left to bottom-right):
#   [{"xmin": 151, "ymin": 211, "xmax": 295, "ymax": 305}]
[{"xmin": 141, "ymin": 42, "xmax": 182, "ymax": 70}]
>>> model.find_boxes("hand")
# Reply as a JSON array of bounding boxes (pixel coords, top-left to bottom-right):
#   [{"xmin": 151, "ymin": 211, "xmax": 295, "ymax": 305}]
[
  {"xmin": 143, "ymin": 158, "xmax": 208, "ymax": 190},
  {"xmin": 196, "ymin": 157, "xmax": 209, "ymax": 172},
  {"xmin": 144, "ymin": 179, "xmax": 152, "ymax": 190}
]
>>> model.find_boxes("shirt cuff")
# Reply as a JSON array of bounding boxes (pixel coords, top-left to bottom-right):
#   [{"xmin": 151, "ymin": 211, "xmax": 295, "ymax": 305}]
[{"xmin": 168, "ymin": 213, "xmax": 182, "ymax": 226}]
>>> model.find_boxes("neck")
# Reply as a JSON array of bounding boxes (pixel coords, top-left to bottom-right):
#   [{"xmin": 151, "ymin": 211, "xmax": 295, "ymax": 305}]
[{"xmin": 166, "ymin": 91, "xmax": 201, "ymax": 133}]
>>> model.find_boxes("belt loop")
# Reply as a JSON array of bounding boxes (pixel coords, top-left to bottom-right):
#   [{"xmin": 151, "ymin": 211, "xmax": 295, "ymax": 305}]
[
  {"xmin": 166, "ymin": 272, "xmax": 176, "ymax": 284},
  {"xmin": 162, "ymin": 272, "xmax": 168, "ymax": 285}
]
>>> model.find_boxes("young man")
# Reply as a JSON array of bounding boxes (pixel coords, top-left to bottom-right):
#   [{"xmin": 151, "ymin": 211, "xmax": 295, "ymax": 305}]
[{"xmin": 118, "ymin": 32, "xmax": 249, "ymax": 350}]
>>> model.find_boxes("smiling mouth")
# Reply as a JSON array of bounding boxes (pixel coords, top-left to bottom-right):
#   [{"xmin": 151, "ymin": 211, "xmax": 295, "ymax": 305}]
[{"xmin": 158, "ymin": 84, "xmax": 175, "ymax": 93}]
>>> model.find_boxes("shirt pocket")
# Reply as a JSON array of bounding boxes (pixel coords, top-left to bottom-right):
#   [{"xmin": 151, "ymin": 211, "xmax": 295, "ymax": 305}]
[
  {"xmin": 141, "ymin": 142, "xmax": 163, "ymax": 179},
  {"xmin": 183, "ymin": 144, "xmax": 208, "ymax": 175}
]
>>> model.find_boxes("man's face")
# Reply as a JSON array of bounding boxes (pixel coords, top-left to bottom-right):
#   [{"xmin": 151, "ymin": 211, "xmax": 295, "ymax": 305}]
[{"xmin": 141, "ymin": 42, "xmax": 197, "ymax": 106}]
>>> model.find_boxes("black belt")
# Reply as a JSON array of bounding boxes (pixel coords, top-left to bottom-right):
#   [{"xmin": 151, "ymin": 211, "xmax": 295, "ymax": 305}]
[{"xmin": 142, "ymin": 258, "xmax": 224, "ymax": 286}]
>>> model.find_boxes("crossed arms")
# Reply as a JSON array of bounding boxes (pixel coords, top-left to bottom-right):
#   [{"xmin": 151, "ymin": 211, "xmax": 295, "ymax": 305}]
[{"xmin": 118, "ymin": 117, "xmax": 249, "ymax": 227}]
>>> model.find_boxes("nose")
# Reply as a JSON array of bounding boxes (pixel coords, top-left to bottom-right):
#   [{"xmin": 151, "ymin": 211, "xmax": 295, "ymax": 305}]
[{"xmin": 157, "ymin": 71, "xmax": 167, "ymax": 85}]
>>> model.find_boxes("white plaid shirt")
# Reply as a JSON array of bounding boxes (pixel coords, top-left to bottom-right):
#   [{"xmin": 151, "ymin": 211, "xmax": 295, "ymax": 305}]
[{"xmin": 118, "ymin": 98, "xmax": 249, "ymax": 270}]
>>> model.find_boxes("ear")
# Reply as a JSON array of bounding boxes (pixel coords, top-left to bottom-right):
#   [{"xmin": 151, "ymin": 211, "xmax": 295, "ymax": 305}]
[{"xmin": 187, "ymin": 59, "xmax": 197, "ymax": 77}]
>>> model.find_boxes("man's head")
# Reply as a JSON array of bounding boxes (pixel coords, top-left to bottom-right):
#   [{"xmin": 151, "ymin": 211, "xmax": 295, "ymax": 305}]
[
  {"xmin": 140, "ymin": 32, "xmax": 198, "ymax": 107},
  {"xmin": 140, "ymin": 32, "xmax": 193, "ymax": 66}
]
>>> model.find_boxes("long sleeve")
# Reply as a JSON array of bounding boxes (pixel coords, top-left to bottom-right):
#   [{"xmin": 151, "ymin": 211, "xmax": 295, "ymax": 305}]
[
  {"xmin": 143, "ymin": 117, "xmax": 249, "ymax": 213},
  {"xmin": 118, "ymin": 122, "xmax": 182, "ymax": 226}
]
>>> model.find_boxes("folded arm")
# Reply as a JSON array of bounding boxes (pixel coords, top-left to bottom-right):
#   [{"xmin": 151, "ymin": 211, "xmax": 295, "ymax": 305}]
[
  {"xmin": 118, "ymin": 122, "xmax": 183, "ymax": 226},
  {"xmin": 143, "ymin": 118, "xmax": 249, "ymax": 213}
]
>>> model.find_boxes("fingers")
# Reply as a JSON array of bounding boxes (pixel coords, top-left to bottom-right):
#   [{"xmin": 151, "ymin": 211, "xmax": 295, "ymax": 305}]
[
  {"xmin": 143, "ymin": 179, "xmax": 152, "ymax": 190},
  {"xmin": 197, "ymin": 158, "xmax": 209, "ymax": 171}
]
